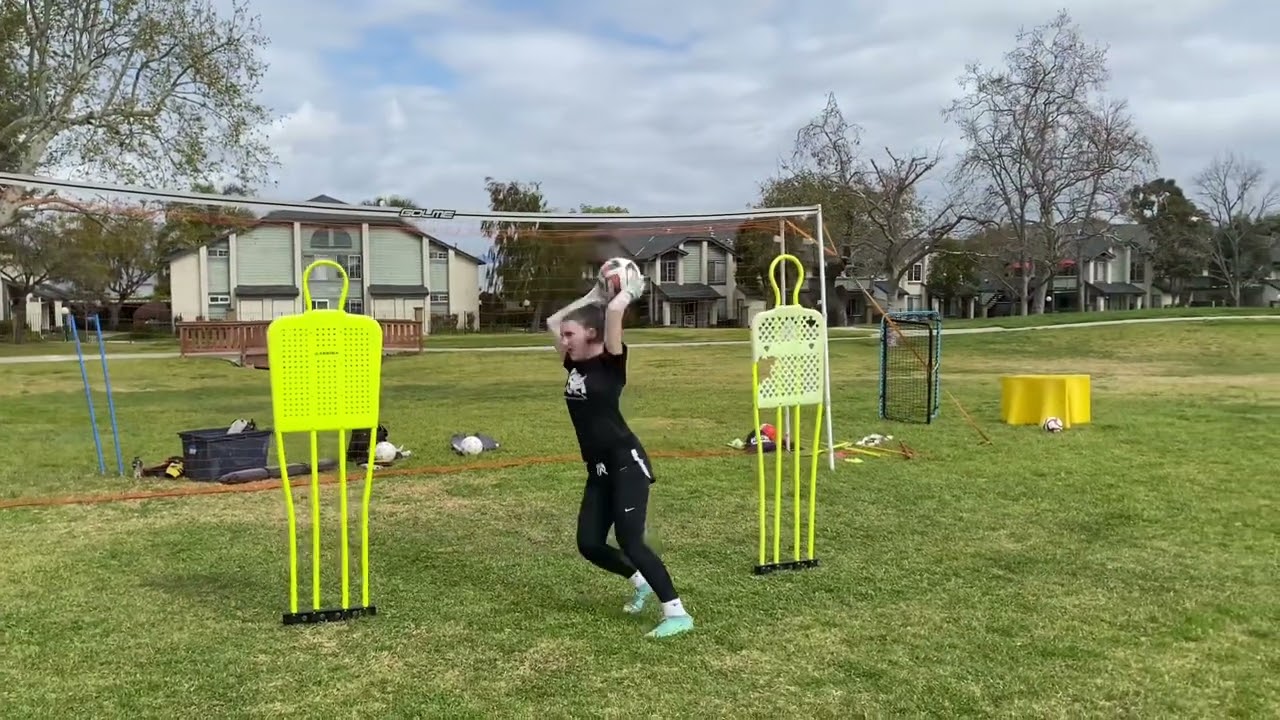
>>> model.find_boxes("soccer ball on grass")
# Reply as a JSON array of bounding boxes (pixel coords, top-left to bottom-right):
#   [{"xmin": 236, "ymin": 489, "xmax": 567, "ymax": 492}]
[{"xmin": 1042, "ymin": 417, "xmax": 1064, "ymax": 433}]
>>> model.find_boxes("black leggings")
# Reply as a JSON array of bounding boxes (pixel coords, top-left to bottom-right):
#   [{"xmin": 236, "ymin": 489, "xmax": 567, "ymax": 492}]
[{"xmin": 575, "ymin": 457, "xmax": 678, "ymax": 603}]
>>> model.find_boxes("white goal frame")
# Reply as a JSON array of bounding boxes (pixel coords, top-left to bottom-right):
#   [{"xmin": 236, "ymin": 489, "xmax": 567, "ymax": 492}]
[{"xmin": 0, "ymin": 171, "xmax": 837, "ymax": 470}]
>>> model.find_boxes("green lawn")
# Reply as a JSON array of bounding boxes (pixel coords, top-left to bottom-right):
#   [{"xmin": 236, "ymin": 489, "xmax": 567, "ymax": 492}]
[
  {"xmin": 1, "ymin": 320, "xmax": 1277, "ymax": 717},
  {"xmin": 944, "ymin": 304, "xmax": 1280, "ymax": 330},
  {"xmin": 0, "ymin": 337, "xmax": 180, "ymax": 356}
]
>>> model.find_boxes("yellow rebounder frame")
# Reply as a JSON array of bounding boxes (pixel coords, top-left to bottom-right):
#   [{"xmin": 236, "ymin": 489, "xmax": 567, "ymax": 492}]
[
  {"xmin": 750, "ymin": 253, "xmax": 827, "ymax": 575},
  {"xmin": 268, "ymin": 259, "xmax": 384, "ymax": 625}
]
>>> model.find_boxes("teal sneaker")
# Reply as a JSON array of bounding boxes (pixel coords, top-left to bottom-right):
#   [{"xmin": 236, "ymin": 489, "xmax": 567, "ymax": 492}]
[
  {"xmin": 624, "ymin": 583, "xmax": 653, "ymax": 614},
  {"xmin": 645, "ymin": 613, "xmax": 694, "ymax": 638}
]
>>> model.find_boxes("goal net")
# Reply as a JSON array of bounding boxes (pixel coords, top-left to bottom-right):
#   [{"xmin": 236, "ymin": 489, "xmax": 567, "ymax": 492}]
[{"xmin": 0, "ymin": 172, "xmax": 839, "ymax": 466}]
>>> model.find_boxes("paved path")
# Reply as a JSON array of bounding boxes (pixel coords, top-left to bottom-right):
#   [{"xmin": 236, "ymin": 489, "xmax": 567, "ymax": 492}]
[{"xmin": 0, "ymin": 314, "xmax": 1276, "ymax": 364}]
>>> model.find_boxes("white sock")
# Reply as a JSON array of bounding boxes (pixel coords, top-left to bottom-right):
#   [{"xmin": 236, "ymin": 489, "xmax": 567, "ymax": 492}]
[
  {"xmin": 629, "ymin": 571, "xmax": 647, "ymax": 589},
  {"xmin": 662, "ymin": 598, "xmax": 686, "ymax": 618}
]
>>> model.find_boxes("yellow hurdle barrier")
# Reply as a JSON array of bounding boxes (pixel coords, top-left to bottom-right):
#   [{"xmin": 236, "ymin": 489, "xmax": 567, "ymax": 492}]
[
  {"xmin": 267, "ymin": 259, "xmax": 384, "ymax": 625},
  {"xmin": 749, "ymin": 253, "xmax": 827, "ymax": 575}
]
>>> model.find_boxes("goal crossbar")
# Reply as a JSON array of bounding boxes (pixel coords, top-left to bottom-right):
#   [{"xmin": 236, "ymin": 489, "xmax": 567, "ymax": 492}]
[{"xmin": 0, "ymin": 172, "xmax": 821, "ymax": 224}]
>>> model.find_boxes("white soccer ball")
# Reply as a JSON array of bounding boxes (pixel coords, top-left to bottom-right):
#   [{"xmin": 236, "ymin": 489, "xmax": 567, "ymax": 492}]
[
  {"xmin": 598, "ymin": 257, "xmax": 644, "ymax": 298},
  {"xmin": 373, "ymin": 441, "xmax": 398, "ymax": 463},
  {"xmin": 1042, "ymin": 417, "xmax": 1064, "ymax": 433},
  {"xmin": 459, "ymin": 435, "xmax": 484, "ymax": 455}
]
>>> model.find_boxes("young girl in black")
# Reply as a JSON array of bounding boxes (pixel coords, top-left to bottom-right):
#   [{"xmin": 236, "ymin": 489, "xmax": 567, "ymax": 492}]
[{"xmin": 546, "ymin": 277, "xmax": 694, "ymax": 639}]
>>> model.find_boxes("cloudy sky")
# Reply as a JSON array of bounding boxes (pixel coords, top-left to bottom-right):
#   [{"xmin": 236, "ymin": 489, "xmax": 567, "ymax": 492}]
[{"xmin": 248, "ymin": 0, "xmax": 1276, "ymax": 240}]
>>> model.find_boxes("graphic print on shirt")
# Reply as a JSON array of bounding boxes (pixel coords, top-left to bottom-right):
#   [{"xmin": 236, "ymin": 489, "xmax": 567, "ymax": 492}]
[{"xmin": 565, "ymin": 367, "xmax": 588, "ymax": 400}]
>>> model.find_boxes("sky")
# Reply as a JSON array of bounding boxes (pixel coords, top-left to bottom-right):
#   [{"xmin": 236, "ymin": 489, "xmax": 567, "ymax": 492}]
[{"xmin": 236, "ymin": 0, "xmax": 1278, "ymax": 254}]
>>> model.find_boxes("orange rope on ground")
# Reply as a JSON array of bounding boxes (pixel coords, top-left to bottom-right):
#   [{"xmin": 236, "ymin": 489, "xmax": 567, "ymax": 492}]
[{"xmin": 0, "ymin": 448, "xmax": 743, "ymax": 511}]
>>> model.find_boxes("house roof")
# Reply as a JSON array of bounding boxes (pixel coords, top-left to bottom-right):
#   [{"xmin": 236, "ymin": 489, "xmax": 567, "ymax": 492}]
[
  {"xmin": 601, "ymin": 227, "xmax": 735, "ymax": 262},
  {"xmin": 1087, "ymin": 282, "xmax": 1146, "ymax": 296},
  {"xmin": 167, "ymin": 194, "xmax": 486, "ymax": 265},
  {"xmin": 653, "ymin": 283, "xmax": 723, "ymax": 301}
]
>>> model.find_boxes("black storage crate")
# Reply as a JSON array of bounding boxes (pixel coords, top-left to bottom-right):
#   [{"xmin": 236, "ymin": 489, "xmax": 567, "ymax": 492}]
[{"xmin": 178, "ymin": 427, "xmax": 273, "ymax": 482}]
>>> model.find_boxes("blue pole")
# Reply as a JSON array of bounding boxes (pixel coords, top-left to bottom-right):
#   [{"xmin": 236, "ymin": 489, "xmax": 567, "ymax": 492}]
[
  {"xmin": 71, "ymin": 315, "xmax": 106, "ymax": 474},
  {"xmin": 91, "ymin": 315, "xmax": 125, "ymax": 476}
]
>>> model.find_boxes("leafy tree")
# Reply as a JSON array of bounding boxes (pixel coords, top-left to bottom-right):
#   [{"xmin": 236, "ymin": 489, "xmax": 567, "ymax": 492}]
[
  {"xmin": 1125, "ymin": 178, "xmax": 1210, "ymax": 306},
  {"xmin": 944, "ymin": 10, "xmax": 1154, "ymax": 314},
  {"xmin": 574, "ymin": 204, "xmax": 629, "ymax": 214},
  {"xmin": 150, "ymin": 182, "xmax": 257, "ymax": 300},
  {"xmin": 61, "ymin": 211, "xmax": 165, "ymax": 329},
  {"xmin": 480, "ymin": 178, "xmax": 595, "ymax": 331},
  {"xmin": 361, "ymin": 195, "xmax": 418, "ymax": 208},
  {"xmin": 925, "ymin": 238, "xmax": 983, "ymax": 314},
  {"xmin": 1193, "ymin": 153, "xmax": 1279, "ymax": 306},
  {"xmin": 0, "ymin": 0, "xmax": 276, "ymax": 229},
  {"xmin": 0, "ymin": 209, "xmax": 77, "ymax": 340}
]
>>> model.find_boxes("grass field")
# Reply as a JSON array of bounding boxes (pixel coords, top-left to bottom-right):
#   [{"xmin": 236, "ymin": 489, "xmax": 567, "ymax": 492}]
[
  {"xmin": 3, "ymin": 306, "xmax": 1277, "ymax": 357},
  {"xmin": 1, "ymin": 319, "xmax": 1278, "ymax": 717}
]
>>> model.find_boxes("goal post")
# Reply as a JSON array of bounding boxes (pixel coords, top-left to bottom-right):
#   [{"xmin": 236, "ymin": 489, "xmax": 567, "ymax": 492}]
[{"xmin": 0, "ymin": 171, "xmax": 839, "ymax": 470}]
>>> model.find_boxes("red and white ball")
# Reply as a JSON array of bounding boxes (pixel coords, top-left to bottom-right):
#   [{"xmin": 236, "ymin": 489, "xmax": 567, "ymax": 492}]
[{"xmin": 598, "ymin": 257, "xmax": 642, "ymax": 298}]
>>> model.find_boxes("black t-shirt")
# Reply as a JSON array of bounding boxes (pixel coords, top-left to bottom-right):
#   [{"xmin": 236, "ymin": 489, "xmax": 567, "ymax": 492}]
[{"xmin": 563, "ymin": 344, "xmax": 638, "ymax": 464}]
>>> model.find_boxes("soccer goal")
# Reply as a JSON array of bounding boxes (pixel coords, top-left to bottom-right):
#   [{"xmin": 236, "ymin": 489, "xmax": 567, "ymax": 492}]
[
  {"xmin": 878, "ymin": 310, "xmax": 942, "ymax": 424},
  {"xmin": 0, "ymin": 171, "xmax": 842, "ymax": 468}
]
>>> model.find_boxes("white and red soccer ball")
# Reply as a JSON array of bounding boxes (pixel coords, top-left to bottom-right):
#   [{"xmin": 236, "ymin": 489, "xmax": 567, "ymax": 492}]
[{"xmin": 598, "ymin": 257, "xmax": 645, "ymax": 298}]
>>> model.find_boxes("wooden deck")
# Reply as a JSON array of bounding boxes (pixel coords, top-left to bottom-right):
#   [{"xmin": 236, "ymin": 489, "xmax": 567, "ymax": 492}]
[{"xmin": 178, "ymin": 319, "xmax": 423, "ymax": 368}]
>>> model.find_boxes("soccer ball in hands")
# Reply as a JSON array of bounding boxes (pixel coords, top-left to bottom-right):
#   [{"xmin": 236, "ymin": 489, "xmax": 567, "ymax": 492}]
[
  {"xmin": 1042, "ymin": 417, "xmax": 1064, "ymax": 433},
  {"xmin": 597, "ymin": 257, "xmax": 645, "ymax": 300}
]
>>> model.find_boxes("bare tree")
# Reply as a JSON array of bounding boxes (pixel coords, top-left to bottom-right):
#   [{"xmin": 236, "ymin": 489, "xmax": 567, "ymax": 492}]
[
  {"xmin": 0, "ymin": 0, "xmax": 276, "ymax": 228},
  {"xmin": 850, "ymin": 147, "xmax": 976, "ymax": 309},
  {"xmin": 944, "ymin": 11, "xmax": 1155, "ymax": 314},
  {"xmin": 1194, "ymin": 153, "xmax": 1279, "ymax": 306}
]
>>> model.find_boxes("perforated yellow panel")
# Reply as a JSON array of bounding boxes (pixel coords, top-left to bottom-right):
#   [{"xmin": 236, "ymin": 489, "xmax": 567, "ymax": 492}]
[
  {"xmin": 751, "ymin": 305, "xmax": 827, "ymax": 408},
  {"xmin": 267, "ymin": 260, "xmax": 384, "ymax": 434}
]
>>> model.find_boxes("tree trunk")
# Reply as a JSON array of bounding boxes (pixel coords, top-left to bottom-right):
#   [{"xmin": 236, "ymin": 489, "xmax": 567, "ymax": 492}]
[
  {"xmin": 109, "ymin": 303, "xmax": 124, "ymax": 330},
  {"xmin": 9, "ymin": 298, "xmax": 28, "ymax": 343},
  {"xmin": 1018, "ymin": 269, "xmax": 1031, "ymax": 315},
  {"xmin": 529, "ymin": 299, "xmax": 545, "ymax": 333},
  {"xmin": 1031, "ymin": 277, "xmax": 1048, "ymax": 314}
]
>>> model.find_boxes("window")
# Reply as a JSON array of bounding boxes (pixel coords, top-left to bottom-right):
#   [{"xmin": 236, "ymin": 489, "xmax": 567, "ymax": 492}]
[
  {"xmin": 208, "ymin": 294, "xmax": 230, "ymax": 305},
  {"xmin": 311, "ymin": 299, "xmax": 330, "ymax": 310},
  {"xmin": 310, "ymin": 229, "xmax": 353, "ymax": 249},
  {"xmin": 208, "ymin": 248, "xmax": 229, "ymax": 258},
  {"xmin": 428, "ymin": 250, "xmax": 449, "ymax": 261},
  {"xmin": 661, "ymin": 257, "xmax": 678, "ymax": 283},
  {"xmin": 429, "ymin": 292, "xmax": 448, "ymax": 302},
  {"xmin": 1130, "ymin": 261, "xmax": 1145, "ymax": 283},
  {"xmin": 346, "ymin": 299, "xmax": 364, "ymax": 314},
  {"xmin": 343, "ymin": 254, "xmax": 362, "ymax": 280},
  {"xmin": 708, "ymin": 260, "xmax": 727, "ymax": 284},
  {"xmin": 1092, "ymin": 262, "xmax": 1107, "ymax": 282},
  {"xmin": 909, "ymin": 263, "xmax": 923, "ymax": 282},
  {"xmin": 301, "ymin": 255, "xmax": 341, "ymax": 281}
]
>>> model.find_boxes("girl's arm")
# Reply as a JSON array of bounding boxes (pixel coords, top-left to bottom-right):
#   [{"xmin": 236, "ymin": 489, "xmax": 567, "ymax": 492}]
[
  {"xmin": 603, "ymin": 290, "xmax": 630, "ymax": 355},
  {"xmin": 604, "ymin": 268, "xmax": 644, "ymax": 355}
]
